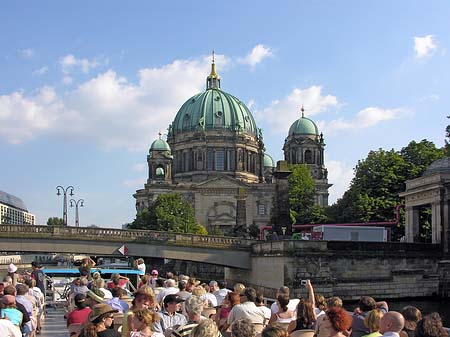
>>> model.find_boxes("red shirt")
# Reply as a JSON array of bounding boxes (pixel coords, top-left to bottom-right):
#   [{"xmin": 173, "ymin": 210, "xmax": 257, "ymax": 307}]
[
  {"xmin": 67, "ymin": 307, "xmax": 92, "ymax": 327},
  {"xmin": 107, "ymin": 279, "xmax": 127, "ymax": 289}
]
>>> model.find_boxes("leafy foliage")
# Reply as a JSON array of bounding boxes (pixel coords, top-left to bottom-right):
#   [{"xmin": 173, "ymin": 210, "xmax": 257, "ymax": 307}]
[
  {"xmin": 328, "ymin": 140, "xmax": 445, "ymax": 237},
  {"xmin": 288, "ymin": 164, "xmax": 317, "ymax": 224},
  {"xmin": 128, "ymin": 193, "xmax": 207, "ymax": 235},
  {"xmin": 47, "ymin": 217, "xmax": 64, "ymax": 226}
]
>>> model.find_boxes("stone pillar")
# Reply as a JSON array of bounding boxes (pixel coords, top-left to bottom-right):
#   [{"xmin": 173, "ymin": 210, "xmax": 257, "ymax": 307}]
[
  {"xmin": 443, "ymin": 200, "xmax": 449, "ymax": 254},
  {"xmin": 235, "ymin": 188, "xmax": 247, "ymax": 233},
  {"xmin": 273, "ymin": 161, "xmax": 292, "ymax": 236},
  {"xmin": 405, "ymin": 206, "xmax": 420, "ymax": 242},
  {"xmin": 432, "ymin": 202, "xmax": 442, "ymax": 244}
]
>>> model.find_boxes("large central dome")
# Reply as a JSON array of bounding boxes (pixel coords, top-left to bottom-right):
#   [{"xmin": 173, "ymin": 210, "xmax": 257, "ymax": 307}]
[{"xmin": 170, "ymin": 59, "xmax": 258, "ymax": 136}]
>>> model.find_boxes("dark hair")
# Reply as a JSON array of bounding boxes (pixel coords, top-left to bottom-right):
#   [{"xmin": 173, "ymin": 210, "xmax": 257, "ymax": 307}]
[
  {"xmin": 296, "ymin": 298, "xmax": 316, "ymax": 329},
  {"xmin": 111, "ymin": 287, "xmax": 125, "ymax": 298},
  {"xmin": 277, "ymin": 294, "xmax": 290, "ymax": 312},
  {"xmin": 415, "ymin": 313, "xmax": 448, "ymax": 337},
  {"xmin": 359, "ymin": 296, "xmax": 376, "ymax": 312},
  {"xmin": 3, "ymin": 285, "xmax": 16, "ymax": 296},
  {"xmin": 326, "ymin": 307, "xmax": 352, "ymax": 333},
  {"xmin": 401, "ymin": 306, "xmax": 422, "ymax": 327},
  {"xmin": 156, "ymin": 278, "xmax": 164, "ymax": 287},
  {"xmin": 315, "ymin": 294, "xmax": 327, "ymax": 311},
  {"xmin": 255, "ymin": 291, "xmax": 265, "ymax": 305},
  {"xmin": 243, "ymin": 287, "xmax": 256, "ymax": 303}
]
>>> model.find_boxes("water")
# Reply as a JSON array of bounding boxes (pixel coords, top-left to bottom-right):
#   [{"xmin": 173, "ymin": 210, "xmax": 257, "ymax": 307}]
[{"xmin": 346, "ymin": 298, "xmax": 450, "ymax": 327}]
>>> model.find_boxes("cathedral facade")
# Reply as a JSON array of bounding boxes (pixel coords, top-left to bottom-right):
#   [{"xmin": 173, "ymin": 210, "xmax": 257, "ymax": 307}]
[{"xmin": 134, "ymin": 60, "xmax": 331, "ymax": 234}]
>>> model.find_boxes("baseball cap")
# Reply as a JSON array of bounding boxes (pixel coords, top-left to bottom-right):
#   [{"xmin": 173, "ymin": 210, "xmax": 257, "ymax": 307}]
[{"xmin": 163, "ymin": 294, "xmax": 185, "ymax": 305}]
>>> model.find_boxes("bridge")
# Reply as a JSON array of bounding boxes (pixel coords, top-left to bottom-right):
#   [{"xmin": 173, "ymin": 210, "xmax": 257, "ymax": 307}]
[{"xmin": 0, "ymin": 225, "xmax": 254, "ymax": 269}]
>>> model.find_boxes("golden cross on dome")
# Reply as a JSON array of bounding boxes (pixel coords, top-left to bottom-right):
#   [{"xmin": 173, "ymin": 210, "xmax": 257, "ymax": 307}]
[{"xmin": 301, "ymin": 105, "xmax": 305, "ymax": 117}]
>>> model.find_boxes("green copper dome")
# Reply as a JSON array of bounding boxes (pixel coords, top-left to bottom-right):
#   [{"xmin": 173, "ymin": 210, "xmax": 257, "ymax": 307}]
[
  {"xmin": 264, "ymin": 154, "xmax": 275, "ymax": 168},
  {"xmin": 150, "ymin": 137, "xmax": 171, "ymax": 152},
  {"xmin": 171, "ymin": 89, "xmax": 257, "ymax": 135},
  {"xmin": 288, "ymin": 114, "xmax": 319, "ymax": 136},
  {"xmin": 170, "ymin": 60, "xmax": 258, "ymax": 136}
]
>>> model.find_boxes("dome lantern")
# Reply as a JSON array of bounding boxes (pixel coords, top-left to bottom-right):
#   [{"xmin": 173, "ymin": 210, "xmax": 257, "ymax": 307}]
[{"xmin": 206, "ymin": 50, "xmax": 221, "ymax": 90}]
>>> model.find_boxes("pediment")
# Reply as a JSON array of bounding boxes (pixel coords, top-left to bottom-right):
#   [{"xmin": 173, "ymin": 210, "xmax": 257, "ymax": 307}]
[{"xmin": 193, "ymin": 175, "xmax": 252, "ymax": 189}]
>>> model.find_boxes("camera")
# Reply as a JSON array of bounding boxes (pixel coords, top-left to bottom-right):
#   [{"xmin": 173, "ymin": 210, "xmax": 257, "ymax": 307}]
[{"xmin": 300, "ymin": 279, "xmax": 307, "ymax": 286}]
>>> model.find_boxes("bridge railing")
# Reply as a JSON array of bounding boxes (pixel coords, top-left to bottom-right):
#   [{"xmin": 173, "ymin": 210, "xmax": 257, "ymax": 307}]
[{"xmin": 0, "ymin": 225, "xmax": 254, "ymax": 249}]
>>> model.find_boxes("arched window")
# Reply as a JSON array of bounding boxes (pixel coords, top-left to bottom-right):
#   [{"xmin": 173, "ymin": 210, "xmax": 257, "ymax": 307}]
[
  {"xmin": 155, "ymin": 166, "xmax": 165, "ymax": 179},
  {"xmin": 305, "ymin": 150, "xmax": 313, "ymax": 164}
]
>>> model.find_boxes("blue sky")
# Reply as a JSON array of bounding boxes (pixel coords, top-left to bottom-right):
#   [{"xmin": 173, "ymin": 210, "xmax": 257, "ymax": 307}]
[{"xmin": 2, "ymin": 1, "xmax": 449, "ymax": 227}]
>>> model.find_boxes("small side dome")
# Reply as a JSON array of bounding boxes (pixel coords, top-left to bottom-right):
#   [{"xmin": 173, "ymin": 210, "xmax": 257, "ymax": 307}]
[
  {"xmin": 264, "ymin": 154, "xmax": 276, "ymax": 168},
  {"xmin": 423, "ymin": 157, "xmax": 450, "ymax": 176},
  {"xmin": 150, "ymin": 134, "xmax": 171, "ymax": 153},
  {"xmin": 288, "ymin": 106, "xmax": 319, "ymax": 136}
]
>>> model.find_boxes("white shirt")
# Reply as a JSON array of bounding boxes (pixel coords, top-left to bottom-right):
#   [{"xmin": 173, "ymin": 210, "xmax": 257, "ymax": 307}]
[
  {"xmin": 201, "ymin": 293, "xmax": 218, "ymax": 307},
  {"xmin": 137, "ymin": 263, "xmax": 146, "ymax": 274},
  {"xmin": 227, "ymin": 301, "xmax": 266, "ymax": 325},
  {"xmin": 258, "ymin": 305, "xmax": 272, "ymax": 321},
  {"xmin": 0, "ymin": 319, "xmax": 22, "ymax": 337},
  {"xmin": 157, "ymin": 287, "xmax": 179, "ymax": 304},
  {"xmin": 270, "ymin": 298, "xmax": 299, "ymax": 315}
]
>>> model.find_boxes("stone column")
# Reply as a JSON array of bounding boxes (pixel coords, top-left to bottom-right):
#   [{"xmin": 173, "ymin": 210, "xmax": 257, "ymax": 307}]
[
  {"xmin": 443, "ymin": 200, "xmax": 449, "ymax": 254},
  {"xmin": 431, "ymin": 202, "xmax": 442, "ymax": 244},
  {"xmin": 405, "ymin": 206, "xmax": 420, "ymax": 242}
]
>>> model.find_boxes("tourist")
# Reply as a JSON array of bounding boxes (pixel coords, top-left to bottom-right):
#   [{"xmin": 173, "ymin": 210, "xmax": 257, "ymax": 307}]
[
  {"xmin": 171, "ymin": 296, "xmax": 204, "ymax": 337},
  {"xmin": 324, "ymin": 307, "xmax": 352, "ymax": 337},
  {"xmin": 156, "ymin": 279, "xmax": 179, "ymax": 305},
  {"xmin": 135, "ymin": 258, "xmax": 146, "ymax": 275},
  {"xmin": 316, "ymin": 297, "xmax": 343, "ymax": 337},
  {"xmin": 153, "ymin": 294, "xmax": 187, "ymax": 335},
  {"xmin": 287, "ymin": 298, "xmax": 316, "ymax": 334},
  {"xmin": 74, "ymin": 277, "xmax": 90, "ymax": 295},
  {"xmin": 233, "ymin": 283, "xmax": 245, "ymax": 295},
  {"xmin": 211, "ymin": 281, "xmax": 230, "ymax": 306},
  {"xmin": 15, "ymin": 284, "xmax": 35, "ymax": 336},
  {"xmin": 315, "ymin": 293, "xmax": 327, "ymax": 317},
  {"xmin": 6, "ymin": 264, "xmax": 21, "ymax": 287},
  {"xmin": 122, "ymin": 292, "xmax": 157, "ymax": 337},
  {"xmin": 269, "ymin": 294, "xmax": 295, "ymax": 328},
  {"xmin": 0, "ymin": 314, "xmax": 22, "ymax": 337},
  {"xmin": 176, "ymin": 280, "xmax": 191, "ymax": 317},
  {"xmin": 223, "ymin": 287, "xmax": 265, "ymax": 332},
  {"xmin": 185, "ymin": 278, "xmax": 200, "ymax": 294},
  {"xmin": 231, "ymin": 318, "xmax": 256, "ymax": 337},
  {"xmin": 107, "ymin": 274, "xmax": 129, "ymax": 290},
  {"xmin": 149, "ymin": 270, "xmax": 159, "ymax": 289},
  {"xmin": 270, "ymin": 286, "xmax": 299, "ymax": 316},
  {"xmin": 255, "ymin": 291, "xmax": 271, "ymax": 325},
  {"xmin": 86, "ymin": 289, "xmax": 106, "ymax": 307},
  {"xmin": 24, "ymin": 278, "xmax": 44, "ymax": 334},
  {"xmin": 105, "ymin": 288, "xmax": 129, "ymax": 314},
  {"xmin": 129, "ymin": 308, "xmax": 163, "ymax": 337},
  {"xmin": 200, "ymin": 283, "xmax": 218, "ymax": 308},
  {"xmin": 79, "ymin": 257, "xmax": 96, "ymax": 280},
  {"xmin": 0, "ymin": 295, "xmax": 23, "ymax": 327},
  {"xmin": 379, "ymin": 312, "xmax": 404, "ymax": 337},
  {"xmin": 30, "ymin": 262, "xmax": 45, "ymax": 295},
  {"xmin": 262, "ymin": 323, "xmax": 289, "ymax": 337},
  {"xmin": 216, "ymin": 291, "xmax": 240, "ymax": 332},
  {"xmin": 362, "ymin": 309, "xmax": 384, "ymax": 337},
  {"xmin": 93, "ymin": 278, "xmax": 113, "ymax": 300},
  {"xmin": 190, "ymin": 319, "xmax": 220, "ymax": 337},
  {"xmin": 138, "ymin": 275, "xmax": 151, "ymax": 289},
  {"xmin": 351, "ymin": 296, "xmax": 388, "ymax": 337},
  {"xmin": 79, "ymin": 303, "xmax": 119, "ymax": 337},
  {"xmin": 2, "ymin": 285, "xmax": 31, "ymax": 334},
  {"xmin": 67, "ymin": 293, "xmax": 92, "ymax": 327},
  {"xmin": 415, "ymin": 313, "xmax": 448, "ymax": 337},
  {"xmin": 399, "ymin": 306, "xmax": 421, "ymax": 337}
]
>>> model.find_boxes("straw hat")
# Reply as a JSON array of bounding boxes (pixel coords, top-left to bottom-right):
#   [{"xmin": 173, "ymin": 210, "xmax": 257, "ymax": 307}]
[
  {"xmin": 8, "ymin": 263, "xmax": 17, "ymax": 273},
  {"xmin": 88, "ymin": 303, "xmax": 118, "ymax": 322},
  {"xmin": 86, "ymin": 289, "xmax": 105, "ymax": 303}
]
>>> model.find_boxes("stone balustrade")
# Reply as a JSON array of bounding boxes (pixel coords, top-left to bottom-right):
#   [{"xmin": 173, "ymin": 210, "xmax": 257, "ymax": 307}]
[{"xmin": 0, "ymin": 224, "xmax": 253, "ymax": 249}]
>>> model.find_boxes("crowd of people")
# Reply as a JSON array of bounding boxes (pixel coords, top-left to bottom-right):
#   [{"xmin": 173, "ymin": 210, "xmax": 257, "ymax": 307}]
[{"xmin": 1, "ymin": 260, "xmax": 449, "ymax": 337}]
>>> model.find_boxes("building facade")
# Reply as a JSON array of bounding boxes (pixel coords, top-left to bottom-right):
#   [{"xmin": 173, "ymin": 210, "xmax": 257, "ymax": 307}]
[
  {"xmin": 134, "ymin": 60, "xmax": 331, "ymax": 234},
  {"xmin": 0, "ymin": 190, "xmax": 35, "ymax": 225}
]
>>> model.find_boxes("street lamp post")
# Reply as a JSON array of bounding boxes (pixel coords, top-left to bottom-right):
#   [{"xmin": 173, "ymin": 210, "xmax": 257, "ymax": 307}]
[
  {"xmin": 56, "ymin": 186, "xmax": 74, "ymax": 226},
  {"xmin": 70, "ymin": 199, "xmax": 84, "ymax": 227}
]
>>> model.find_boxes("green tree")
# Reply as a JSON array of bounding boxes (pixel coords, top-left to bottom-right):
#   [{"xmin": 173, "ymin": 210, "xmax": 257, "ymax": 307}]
[
  {"xmin": 47, "ymin": 217, "xmax": 64, "ymax": 226},
  {"xmin": 288, "ymin": 164, "xmax": 316, "ymax": 224},
  {"xmin": 128, "ymin": 193, "xmax": 207, "ymax": 235},
  {"xmin": 328, "ymin": 139, "xmax": 445, "ymax": 237}
]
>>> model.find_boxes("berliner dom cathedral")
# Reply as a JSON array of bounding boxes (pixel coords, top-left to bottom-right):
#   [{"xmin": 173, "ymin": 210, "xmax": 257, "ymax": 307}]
[{"xmin": 134, "ymin": 57, "xmax": 331, "ymax": 235}]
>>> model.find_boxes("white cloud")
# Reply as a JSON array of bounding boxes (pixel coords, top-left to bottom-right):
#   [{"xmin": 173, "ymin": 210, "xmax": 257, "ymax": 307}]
[
  {"xmin": 0, "ymin": 54, "xmax": 229, "ymax": 150},
  {"xmin": 62, "ymin": 76, "xmax": 73, "ymax": 85},
  {"xmin": 239, "ymin": 44, "xmax": 273, "ymax": 68},
  {"xmin": 256, "ymin": 86, "xmax": 338, "ymax": 133},
  {"xmin": 419, "ymin": 94, "xmax": 440, "ymax": 102},
  {"xmin": 20, "ymin": 48, "xmax": 35, "ymax": 59},
  {"xmin": 320, "ymin": 107, "xmax": 408, "ymax": 135},
  {"xmin": 414, "ymin": 35, "xmax": 437, "ymax": 58},
  {"xmin": 326, "ymin": 160, "xmax": 354, "ymax": 204},
  {"xmin": 32, "ymin": 66, "xmax": 48, "ymax": 76},
  {"xmin": 59, "ymin": 54, "xmax": 106, "ymax": 74}
]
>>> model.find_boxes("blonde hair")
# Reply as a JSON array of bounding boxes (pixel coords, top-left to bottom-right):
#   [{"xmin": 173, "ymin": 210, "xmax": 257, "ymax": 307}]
[
  {"xmin": 133, "ymin": 308, "xmax": 159, "ymax": 327},
  {"xmin": 192, "ymin": 285, "xmax": 206, "ymax": 297},
  {"xmin": 138, "ymin": 285, "xmax": 155, "ymax": 297},
  {"xmin": 233, "ymin": 283, "xmax": 245, "ymax": 294},
  {"xmin": 191, "ymin": 319, "xmax": 219, "ymax": 337},
  {"xmin": 364, "ymin": 309, "xmax": 384, "ymax": 332}
]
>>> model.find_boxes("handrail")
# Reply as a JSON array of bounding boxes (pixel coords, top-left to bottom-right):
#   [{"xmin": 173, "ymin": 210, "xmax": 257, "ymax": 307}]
[{"xmin": 0, "ymin": 224, "xmax": 255, "ymax": 249}]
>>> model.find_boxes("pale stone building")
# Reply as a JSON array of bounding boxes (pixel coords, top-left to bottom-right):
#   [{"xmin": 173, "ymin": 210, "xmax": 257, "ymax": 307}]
[
  {"xmin": 0, "ymin": 190, "xmax": 35, "ymax": 225},
  {"xmin": 134, "ymin": 60, "xmax": 331, "ymax": 234}
]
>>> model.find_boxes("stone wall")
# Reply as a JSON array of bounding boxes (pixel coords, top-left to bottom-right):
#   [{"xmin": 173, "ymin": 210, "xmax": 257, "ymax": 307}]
[{"xmin": 226, "ymin": 240, "xmax": 444, "ymax": 300}]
